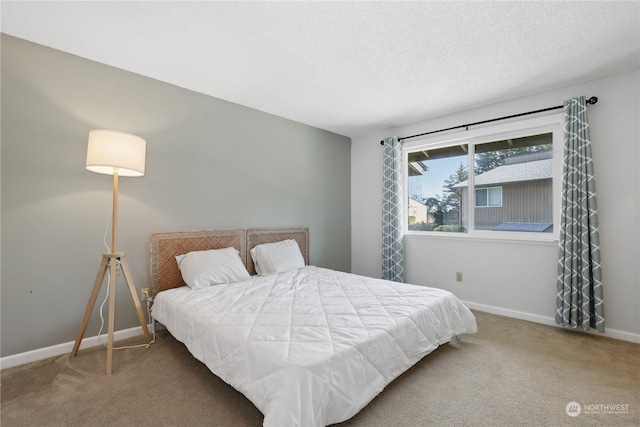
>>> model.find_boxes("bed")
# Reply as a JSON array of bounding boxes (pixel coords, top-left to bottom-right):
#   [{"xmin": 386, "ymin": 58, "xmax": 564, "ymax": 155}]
[{"xmin": 149, "ymin": 227, "xmax": 477, "ymax": 426}]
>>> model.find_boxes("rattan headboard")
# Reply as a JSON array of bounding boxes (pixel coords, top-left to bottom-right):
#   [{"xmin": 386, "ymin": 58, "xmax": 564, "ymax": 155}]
[
  {"xmin": 149, "ymin": 229, "xmax": 245, "ymax": 295},
  {"xmin": 149, "ymin": 227, "xmax": 309, "ymax": 295},
  {"xmin": 246, "ymin": 227, "xmax": 309, "ymax": 276}
]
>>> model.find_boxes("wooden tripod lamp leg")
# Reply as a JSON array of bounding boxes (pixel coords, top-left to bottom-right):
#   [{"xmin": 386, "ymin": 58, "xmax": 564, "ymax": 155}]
[
  {"xmin": 70, "ymin": 255, "xmax": 109, "ymax": 357},
  {"xmin": 120, "ymin": 256, "xmax": 153, "ymax": 343},
  {"xmin": 106, "ymin": 255, "xmax": 118, "ymax": 375}
]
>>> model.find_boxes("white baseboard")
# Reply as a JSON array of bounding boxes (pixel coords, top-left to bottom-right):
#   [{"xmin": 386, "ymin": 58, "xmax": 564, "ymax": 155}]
[
  {"xmin": 464, "ymin": 300, "xmax": 640, "ymax": 344},
  {"xmin": 2, "ymin": 302, "xmax": 638, "ymax": 370},
  {"xmin": 0, "ymin": 325, "xmax": 153, "ymax": 371}
]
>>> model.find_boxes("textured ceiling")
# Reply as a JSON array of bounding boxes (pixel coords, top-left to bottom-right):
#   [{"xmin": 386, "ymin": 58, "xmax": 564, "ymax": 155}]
[{"xmin": 2, "ymin": 1, "xmax": 639, "ymax": 137}]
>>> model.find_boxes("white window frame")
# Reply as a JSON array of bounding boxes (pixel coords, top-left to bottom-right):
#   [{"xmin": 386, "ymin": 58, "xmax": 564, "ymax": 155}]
[{"xmin": 402, "ymin": 113, "xmax": 563, "ymax": 242}]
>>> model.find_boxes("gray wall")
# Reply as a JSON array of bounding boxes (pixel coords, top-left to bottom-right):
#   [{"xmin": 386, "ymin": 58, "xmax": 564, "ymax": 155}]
[
  {"xmin": 1, "ymin": 35, "xmax": 351, "ymax": 357},
  {"xmin": 352, "ymin": 70, "xmax": 639, "ymax": 340}
]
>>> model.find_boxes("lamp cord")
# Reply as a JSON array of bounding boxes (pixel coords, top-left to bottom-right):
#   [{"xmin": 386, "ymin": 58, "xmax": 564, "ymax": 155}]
[{"xmin": 96, "ymin": 205, "xmax": 155, "ymax": 350}]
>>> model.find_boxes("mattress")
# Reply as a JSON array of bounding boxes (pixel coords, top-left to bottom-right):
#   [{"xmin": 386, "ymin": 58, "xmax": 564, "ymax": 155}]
[{"xmin": 152, "ymin": 266, "xmax": 477, "ymax": 426}]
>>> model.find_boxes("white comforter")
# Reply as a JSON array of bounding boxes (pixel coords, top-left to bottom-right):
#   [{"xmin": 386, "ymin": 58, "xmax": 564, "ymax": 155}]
[{"xmin": 152, "ymin": 266, "xmax": 477, "ymax": 426}]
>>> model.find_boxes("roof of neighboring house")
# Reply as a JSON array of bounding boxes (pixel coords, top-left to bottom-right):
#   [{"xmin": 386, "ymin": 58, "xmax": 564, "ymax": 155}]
[
  {"xmin": 453, "ymin": 158, "xmax": 552, "ymax": 188},
  {"xmin": 408, "ymin": 196, "xmax": 426, "ymax": 205}
]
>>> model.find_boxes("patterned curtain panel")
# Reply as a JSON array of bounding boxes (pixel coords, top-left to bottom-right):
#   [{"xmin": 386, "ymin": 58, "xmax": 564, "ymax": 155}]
[
  {"xmin": 382, "ymin": 136, "xmax": 404, "ymax": 282},
  {"xmin": 556, "ymin": 96, "xmax": 604, "ymax": 332}
]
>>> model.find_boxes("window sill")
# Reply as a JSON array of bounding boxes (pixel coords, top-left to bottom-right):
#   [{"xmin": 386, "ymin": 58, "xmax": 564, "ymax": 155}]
[{"xmin": 403, "ymin": 230, "xmax": 558, "ymax": 246}]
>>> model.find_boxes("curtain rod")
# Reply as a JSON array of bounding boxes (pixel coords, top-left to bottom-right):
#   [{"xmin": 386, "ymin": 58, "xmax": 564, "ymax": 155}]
[{"xmin": 380, "ymin": 96, "xmax": 598, "ymax": 145}]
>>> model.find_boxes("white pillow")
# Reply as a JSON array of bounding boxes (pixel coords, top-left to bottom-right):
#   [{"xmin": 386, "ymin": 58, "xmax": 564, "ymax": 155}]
[
  {"xmin": 175, "ymin": 247, "xmax": 250, "ymax": 289},
  {"xmin": 250, "ymin": 239, "xmax": 305, "ymax": 276}
]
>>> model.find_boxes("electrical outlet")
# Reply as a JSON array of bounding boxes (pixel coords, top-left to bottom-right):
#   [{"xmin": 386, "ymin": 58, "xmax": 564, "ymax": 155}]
[
  {"xmin": 456, "ymin": 272, "xmax": 463, "ymax": 282},
  {"xmin": 140, "ymin": 289, "xmax": 149, "ymax": 301}
]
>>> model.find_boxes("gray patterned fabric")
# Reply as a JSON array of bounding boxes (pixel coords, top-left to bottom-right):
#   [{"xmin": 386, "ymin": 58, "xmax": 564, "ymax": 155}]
[
  {"xmin": 556, "ymin": 96, "xmax": 604, "ymax": 332},
  {"xmin": 382, "ymin": 136, "xmax": 404, "ymax": 282}
]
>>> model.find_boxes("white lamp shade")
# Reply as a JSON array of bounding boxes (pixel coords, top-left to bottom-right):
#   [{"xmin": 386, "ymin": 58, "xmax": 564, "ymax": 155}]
[{"xmin": 86, "ymin": 130, "xmax": 146, "ymax": 177}]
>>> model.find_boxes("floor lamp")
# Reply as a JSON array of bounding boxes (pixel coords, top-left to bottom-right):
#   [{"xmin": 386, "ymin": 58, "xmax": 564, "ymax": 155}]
[{"xmin": 70, "ymin": 129, "xmax": 152, "ymax": 375}]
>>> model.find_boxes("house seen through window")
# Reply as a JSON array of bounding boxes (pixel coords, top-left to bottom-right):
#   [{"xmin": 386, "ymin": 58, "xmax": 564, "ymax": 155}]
[{"xmin": 406, "ymin": 127, "xmax": 557, "ymax": 237}]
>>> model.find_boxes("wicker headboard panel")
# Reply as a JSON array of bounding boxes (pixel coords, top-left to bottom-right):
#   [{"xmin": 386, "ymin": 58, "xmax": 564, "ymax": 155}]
[
  {"xmin": 149, "ymin": 227, "xmax": 309, "ymax": 295},
  {"xmin": 246, "ymin": 227, "xmax": 310, "ymax": 276},
  {"xmin": 149, "ymin": 229, "xmax": 245, "ymax": 295}
]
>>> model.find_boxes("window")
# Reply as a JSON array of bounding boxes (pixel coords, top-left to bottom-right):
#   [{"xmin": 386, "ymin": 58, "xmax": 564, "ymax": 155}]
[
  {"xmin": 404, "ymin": 114, "xmax": 562, "ymax": 240},
  {"xmin": 475, "ymin": 187, "xmax": 502, "ymax": 207}
]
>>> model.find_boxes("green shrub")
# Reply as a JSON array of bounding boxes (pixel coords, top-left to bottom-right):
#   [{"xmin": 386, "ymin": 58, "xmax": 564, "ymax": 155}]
[
  {"xmin": 433, "ymin": 225, "xmax": 467, "ymax": 233},
  {"xmin": 408, "ymin": 222, "xmax": 437, "ymax": 231}
]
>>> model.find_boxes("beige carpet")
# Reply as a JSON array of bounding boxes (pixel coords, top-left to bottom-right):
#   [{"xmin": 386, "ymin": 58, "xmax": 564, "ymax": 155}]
[{"xmin": 2, "ymin": 311, "xmax": 638, "ymax": 426}]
